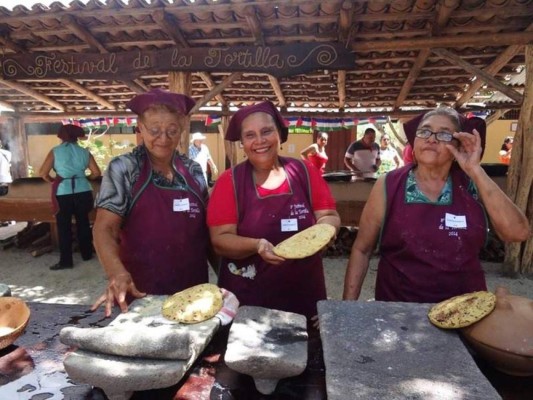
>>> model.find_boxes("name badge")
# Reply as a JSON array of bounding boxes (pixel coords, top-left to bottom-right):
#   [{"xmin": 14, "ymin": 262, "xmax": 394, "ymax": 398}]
[
  {"xmin": 281, "ymin": 218, "xmax": 298, "ymax": 232},
  {"xmin": 173, "ymin": 198, "xmax": 190, "ymax": 212},
  {"xmin": 445, "ymin": 213, "xmax": 467, "ymax": 229}
]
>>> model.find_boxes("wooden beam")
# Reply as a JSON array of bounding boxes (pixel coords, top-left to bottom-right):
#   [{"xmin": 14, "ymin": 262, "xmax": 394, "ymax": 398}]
[
  {"xmin": 337, "ymin": 70, "xmax": 346, "ymax": 110},
  {"xmin": 58, "ymin": 79, "xmax": 116, "ymax": 110},
  {"xmin": 268, "ymin": 75, "xmax": 286, "ymax": 108},
  {"xmin": 61, "ymin": 14, "xmax": 108, "ymax": 54},
  {"xmin": 0, "ymin": 79, "xmax": 65, "ymax": 111},
  {"xmin": 485, "ymin": 109, "xmax": 510, "ymax": 126},
  {"xmin": 0, "ymin": 99, "xmax": 17, "ymax": 112},
  {"xmin": 198, "ymin": 72, "xmax": 226, "ymax": 105},
  {"xmin": 432, "ymin": 48, "xmax": 523, "ymax": 103},
  {"xmin": 243, "ymin": 5, "xmax": 265, "ymax": 46},
  {"xmin": 0, "ymin": 34, "xmax": 25, "ymax": 53},
  {"xmin": 122, "ymin": 80, "xmax": 146, "ymax": 94},
  {"xmin": 338, "ymin": 0, "xmax": 353, "ymax": 44},
  {"xmin": 352, "ymin": 31, "xmax": 533, "ymax": 52},
  {"xmin": 152, "ymin": 10, "xmax": 189, "ymax": 48},
  {"xmin": 394, "ymin": 49, "xmax": 430, "ymax": 110},
  {"xmin": 188, "ymin": 72, "xmax": 242, "ymax": 115},
  {"xmin": 455, "ymin": 23, "xmax": 533, "ymax": 107}
]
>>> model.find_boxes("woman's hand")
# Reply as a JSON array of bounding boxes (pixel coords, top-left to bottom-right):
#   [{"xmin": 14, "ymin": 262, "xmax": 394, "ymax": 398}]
[
  {"xmin": 91, "ymin": 272, "xmax": 146, "ymax": 317},
  {"xmin": 256, "ymin": 238, "xmax": 285, "ymax": 265},
  {"xmin": 446, "ymin": 128, "xmax": 483, "ymax": 176}
]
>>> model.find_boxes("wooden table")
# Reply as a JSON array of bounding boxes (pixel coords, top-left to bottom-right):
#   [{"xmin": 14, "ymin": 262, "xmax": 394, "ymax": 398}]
[{"xmin": 0, "ymin": 177, "xmax": 100, "ymax": 245}]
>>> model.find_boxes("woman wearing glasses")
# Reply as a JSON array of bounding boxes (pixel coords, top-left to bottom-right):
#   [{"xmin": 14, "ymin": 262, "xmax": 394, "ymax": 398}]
[
  {"xmin": 91, "ymin": 89, "xmax": 211, "ymax": 317},
  {"xmin": 343, "ymin": 107, "xmax": 529, "ymax": 303},
  {"xmin": 300, "ymin": 131, "xmax": 329, "ymax": 173}
]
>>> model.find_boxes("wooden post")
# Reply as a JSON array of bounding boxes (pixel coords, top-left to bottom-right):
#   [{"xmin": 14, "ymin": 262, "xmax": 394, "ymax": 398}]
[
  {"xmin": 169, "ymin": 71, "xmax": 192, "ymax": 154},
  {"xmin": 220, "ymin": 115, "xmax": 237, "ymax": 168},
  {"xmin": 504, "ymin": 45, "xmax": 533, "ymax": 276},
  {"xmin": 1, "ymin": 116, "xmax": 29, "ymax": 179}
]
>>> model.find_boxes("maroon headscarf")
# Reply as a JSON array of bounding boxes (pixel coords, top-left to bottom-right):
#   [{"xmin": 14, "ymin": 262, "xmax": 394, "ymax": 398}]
[
  {"xmin": 57, "ymin": 124, "xmax": 86, "ymax": 143},
  {"xmin": 403, "ymin": 109, "xmax": 487, "ymax": 157},
  {"xmin": 225, "ymin": 101, "xmax": 289, "ymax": 143},
  {"xmin": 127, "ymin": 88, "xmax": 195, "ymax": 116}
]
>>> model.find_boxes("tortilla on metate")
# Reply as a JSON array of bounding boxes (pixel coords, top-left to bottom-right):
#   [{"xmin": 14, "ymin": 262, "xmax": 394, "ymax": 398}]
[
  {"xmin": 428, "ymin": 291, "xmax": 496, "ymax": 329},
  {"xmin": 272, "ymin": 223, "xmax": 336, "ymax": 259},
  {"xmin": 162, "ymin": 283, "xmax": 223, "ymax": 324}
]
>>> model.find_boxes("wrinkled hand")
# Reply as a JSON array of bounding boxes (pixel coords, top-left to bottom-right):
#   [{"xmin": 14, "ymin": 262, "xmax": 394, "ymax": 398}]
[
  {"xmin": 446, "ymin": 129, "xmax": 483, "ymax": 176},
  {"xmin": 257, "ymin": 238, "xmax": 285, "ymax": 265},
  {"xmin": 90, "ymin": 272, "xmax": 146, "ymax": 318}
]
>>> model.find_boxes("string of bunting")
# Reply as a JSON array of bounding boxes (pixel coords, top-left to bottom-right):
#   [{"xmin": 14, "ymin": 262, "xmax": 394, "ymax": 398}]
[
  {"xmin": 61, "ymin": 117, "xmax": 137, "ymax": 128},
  {"xmin": 204, "ymin": 115, "xmax": 389, "ymax": 133}
]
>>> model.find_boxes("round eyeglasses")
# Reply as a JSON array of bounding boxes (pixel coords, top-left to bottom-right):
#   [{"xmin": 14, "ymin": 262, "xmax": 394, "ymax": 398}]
[{"xmin": 415, "ymin": 128, "xmax": 454, "ymax": 142}]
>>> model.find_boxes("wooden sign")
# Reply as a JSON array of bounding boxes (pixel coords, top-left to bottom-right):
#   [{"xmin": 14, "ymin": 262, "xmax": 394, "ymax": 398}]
[{"xmin": 1, "ymin": 43, "xmax": 354, "ymax": 80}]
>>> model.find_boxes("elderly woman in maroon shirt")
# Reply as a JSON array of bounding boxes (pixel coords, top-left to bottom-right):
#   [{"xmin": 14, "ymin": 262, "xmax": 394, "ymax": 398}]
[
  {"xmin": 343, "ymin": 106, "xmax": 529, "ymax": 303},
  {"xmin": 91, "ymin": 89, "xmax": 210, "ymax": 317},
  {"xmin": 207, "ymin": 101, "xmax": 340, "ymax": 322}
]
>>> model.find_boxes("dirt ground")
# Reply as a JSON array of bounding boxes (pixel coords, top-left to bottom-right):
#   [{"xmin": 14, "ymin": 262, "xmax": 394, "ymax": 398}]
[{"xmin": 1, "ymin": 222, "xmax": 532, "ymax": 306}]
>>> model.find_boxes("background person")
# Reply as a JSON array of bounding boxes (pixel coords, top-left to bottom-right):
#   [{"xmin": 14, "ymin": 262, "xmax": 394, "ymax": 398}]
[
  {"xmin": 344, "ymin": 127, "xmax": 381, "ymax": 179},
  {"xmin": 91, "ymin": 89, "xmax": 211, "ymax": 317},
  {"xmin": 499, "ymin": 136, "xmax": 513, "ymax": 165},
  {"xmin": 39, "ymin": 125, "xmax": 101, "ymax": 270},
  {"xmin": 376, "ymin": 134, "xmax": 402, "ymax": 176},
  {"xmin": 343, "ymin": 107, "xmax": 529, "ymax": 303},
  {"xmin": 188, "ymin": 131, "xmax": 218, "ymax": 186},
  {"xmin": 207, "ymin": 101, "xmax": 340, "ymax": 321},
  {"xmin": 0, "ymin": 140, "xmax": 12, "ymax": 197},
  {"xmin": 300, "ymin": 131, "xmax": 329, "ymax": 173}
]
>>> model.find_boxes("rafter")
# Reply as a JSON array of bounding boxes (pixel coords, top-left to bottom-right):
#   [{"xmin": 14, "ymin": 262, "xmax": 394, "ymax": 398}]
[
  {"xmin": 243, "ymin": 5, "xmax": 265, "ymax": 46},
  {"xmin": 152, "ymin": 10, "xmax": 189, "ymax": 48},
  {"xmin": 455, "ymin": 23, "xmax": 533, "ymax": 108},
  {"xmin": 0, "ymin": 79, "xmax": 65, "ymax": 111},
  {"xmin": 58, "ymin": 79, "xmax": 116, "ymax": 110},
  {"xmin": 0, "ymin": 99, "xmax": 16, "ymax": 112},
  {"xmin": 338, "ymin": 0, "xmax": 353, "ymax": 45},
  {"xmin": 352, "ymin": 31, "xmax": 533, "ymax": 52},
  {"xmin": 432, "ymin": 48, "xmax": 523, "ymax": 103},
  {"xmin": 268, "ymin": 75, "xmax": 286, "ymax": 108},
  {"xmin": 337, "ymin": 70, "xmax": 346, "ymax": 110},
  {"xmin": 198, "ymin": 72, "xmax": 226, "ymax": 105},
  {"xmin": 188, "ymin": 73, "xmax": 242, "ymax": 115}
]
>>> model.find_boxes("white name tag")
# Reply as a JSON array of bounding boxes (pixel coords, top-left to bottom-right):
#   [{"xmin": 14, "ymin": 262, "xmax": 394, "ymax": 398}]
[
  {"xmin": 445, "ymin": 213, "xmax": 467, "ymax": 229},
  {"xmin": 173, "ymin": 198, "xmax": 190, "ymax": 212},
  {"xmin": 281, "ymin": 218, "xmax": 298, "ymax": 232}
]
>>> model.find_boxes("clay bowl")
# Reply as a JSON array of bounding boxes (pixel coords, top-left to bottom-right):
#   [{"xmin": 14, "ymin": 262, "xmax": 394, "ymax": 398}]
[
  {"xmin": 461, "ymin": 288, "xmax": 533, "ymax": 376},
  {"xmin": 0, "ymin": 297, "xmax": 31, "ymax": 350}
]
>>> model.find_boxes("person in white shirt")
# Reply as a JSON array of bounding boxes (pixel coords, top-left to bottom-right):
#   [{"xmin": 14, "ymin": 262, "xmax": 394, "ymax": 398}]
[
  {"xmin": 0, "ymin": 140, "xmax": 13, "ymax": 197},
  {"xmin": 188, "ymin": 132, "xmax": 218, "ymax": 186}
]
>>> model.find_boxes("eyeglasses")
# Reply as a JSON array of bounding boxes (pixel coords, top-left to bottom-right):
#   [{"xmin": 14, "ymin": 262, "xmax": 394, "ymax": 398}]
[
  {"xmin": 141, "ymin": 123, "xmax": 180, "ymax": 138},
  {"xmin": 415, "ymin": 128, "xmax": 454, "ymax": 142}
]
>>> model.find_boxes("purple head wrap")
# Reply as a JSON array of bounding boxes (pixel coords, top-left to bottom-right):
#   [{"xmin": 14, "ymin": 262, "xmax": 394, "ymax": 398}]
[
  {"xmin": 225, "ymin": 101, "xmax": 289, "ymax": 143},
  {"xmin": 126, "ymin": 89, "xmax": 195, "ymax": 116}
]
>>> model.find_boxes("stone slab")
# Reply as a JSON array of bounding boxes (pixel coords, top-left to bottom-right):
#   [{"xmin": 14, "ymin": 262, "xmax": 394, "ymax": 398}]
[
  {"xmin": 225, "ymin": 306, "xmax": 308, "ymax": 394},
  {"xmin": 63, "ymin": 296, "xmax": 219, "ymax": 398},
  {"xmin": 318, "ymin": 300, "xmax": 501, "ymax": 400}
]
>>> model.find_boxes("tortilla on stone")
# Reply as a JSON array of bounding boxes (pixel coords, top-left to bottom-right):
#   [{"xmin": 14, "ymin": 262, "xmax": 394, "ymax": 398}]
[
  {"xmin": 162, "ymin": 283, "xmax": 223, "ymax": 324},
  {"xmin": 272, "ymin": 223, "xmax": 336, "ymax": 259},
  {"xmin": 428, "ymin": 291, "xmax": 496, "ymax": 329}
]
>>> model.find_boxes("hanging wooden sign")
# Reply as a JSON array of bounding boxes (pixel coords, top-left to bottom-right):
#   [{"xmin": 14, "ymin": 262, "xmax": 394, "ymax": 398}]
[{"xmin": 1, "ymin": 43, "xmax": 354, "ymax": 80}]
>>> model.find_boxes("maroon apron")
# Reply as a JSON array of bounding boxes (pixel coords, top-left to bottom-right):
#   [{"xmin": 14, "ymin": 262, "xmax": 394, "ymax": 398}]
[
  {"xmin": 218, "ymin": 157, "xmax": 326, "ymax": 319},
  {"xmin": 377, "ymin": 165, "xmax": 488, "ymax": 303},
  {"xmin": 119, "ymin": 154, "xmax": 209, "ymax": 295}
]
